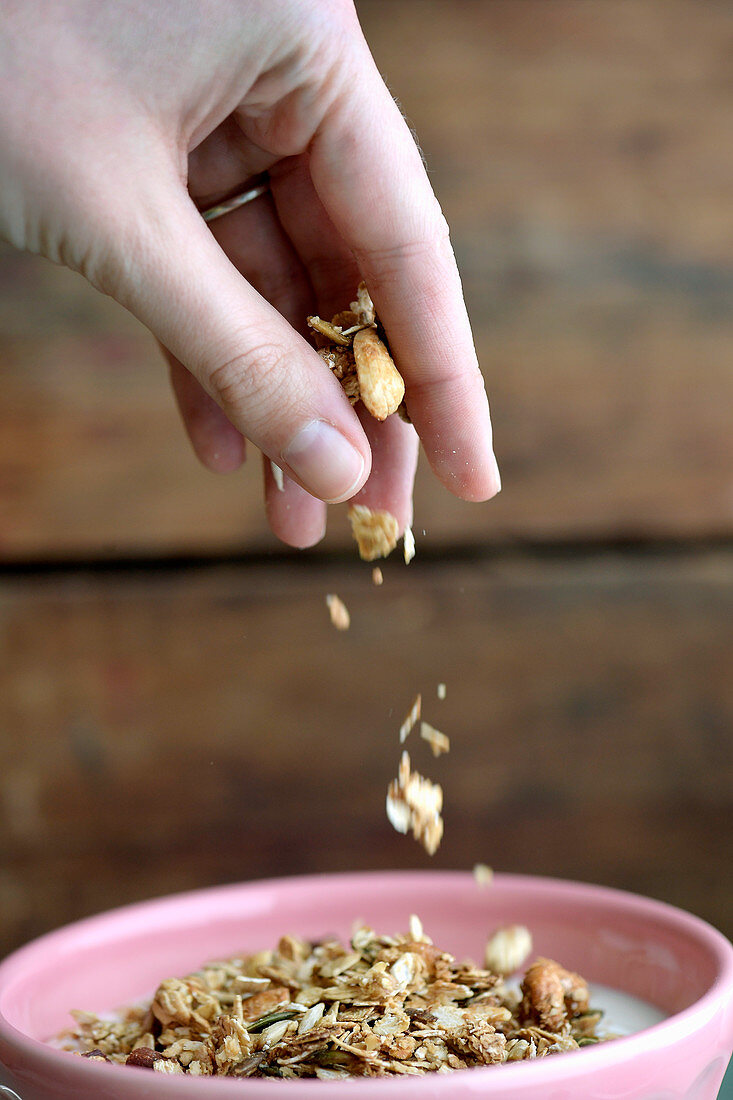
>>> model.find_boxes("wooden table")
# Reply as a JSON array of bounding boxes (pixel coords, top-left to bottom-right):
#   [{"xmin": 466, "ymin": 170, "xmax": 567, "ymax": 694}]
[{"xmin": 1, "ymin": 0, "xmax": 732, "ymax": 957}]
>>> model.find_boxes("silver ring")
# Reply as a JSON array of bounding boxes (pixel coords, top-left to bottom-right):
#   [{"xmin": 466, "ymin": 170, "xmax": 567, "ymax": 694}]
[{"xmin": 201, "ymin": 183, "xmax": 269, "ymax": 222}]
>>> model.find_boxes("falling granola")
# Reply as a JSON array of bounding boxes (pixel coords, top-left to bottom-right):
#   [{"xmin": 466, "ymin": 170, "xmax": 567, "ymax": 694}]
[
  {"xmin": 386, "ymin": 750, "xmax": 444, "ymax": 855},
  {"xmin": 60, "ymin": 921, "xmax": 605, "ymax": 1078},
  {"xmin": 399, "ymin": 693, "xmax": 422, "ymax": 744},
  {"xmin": 403, "ymin": 525, "xmax": 416, "ymax": 564},
  {"xmin": 472, "ymin": 863, "xmax": 494, "ymax": 888},
  {"xmin": 420, "ymin": 721, "xmax": 450, "ymax": 758},
  {"xmin": 325, "ymin": 594, "xmax": 350, "ymax": 632},
  {"xmin": 348, "ymin": 504, "xmax": 399, "ymax": 561}
]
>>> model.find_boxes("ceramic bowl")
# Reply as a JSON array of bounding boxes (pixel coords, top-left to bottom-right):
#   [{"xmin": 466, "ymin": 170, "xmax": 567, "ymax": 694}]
[{"xmin": 0, "ymin": 872, "xmax": 731, "ymax": 1099}]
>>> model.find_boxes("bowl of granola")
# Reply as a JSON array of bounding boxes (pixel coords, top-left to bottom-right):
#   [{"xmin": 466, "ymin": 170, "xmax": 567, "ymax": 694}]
[{"xmin": 0, "ymin": 871, "xmax": 731, "ymax": 1099}]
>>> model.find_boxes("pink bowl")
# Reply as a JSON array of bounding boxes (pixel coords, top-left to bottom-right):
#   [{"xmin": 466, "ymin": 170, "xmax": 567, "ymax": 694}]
[{"xmin": 0, "ymin": 872, "xmax": 731, "ymax": 1099}]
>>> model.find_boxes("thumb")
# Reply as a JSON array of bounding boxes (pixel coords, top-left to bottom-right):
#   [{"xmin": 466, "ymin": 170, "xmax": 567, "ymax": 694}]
[{"xmin": 97, "ymin": 179, "xmax": 371, "ymax": 504}]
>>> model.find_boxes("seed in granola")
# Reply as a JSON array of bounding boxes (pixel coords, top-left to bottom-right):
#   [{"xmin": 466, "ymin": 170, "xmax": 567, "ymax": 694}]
[
  {"xmin": 403, "ymin": 525, "xmax": 416, "ymax": 564},
  {"xmin": 437, "ymin": 683, "xmax": 446, "ymax": 701},
  {"xmin": 352, "ymin": 328, "xmax": 405, "ymax": 421},
  {"xmin": 485, "ymin": 925, "xmax": 533, "ymax": 977},
  {"xmin": 326, "ymin": 593, "xmax": 350, "ymax": 631},
  {"xmin": 372, "ymin": 566, "xmax": 384, "ymax": 586},
  {"xmin": 399, "ymin": 693, "xmax": 422, "ymax": 743},
  {"xmin": 420, "ymin": 721, "xmax": 450, "ymax": 757},
  {"xmin": 348, "ymin": 505, "xmax": 399, "ymax": 561}
]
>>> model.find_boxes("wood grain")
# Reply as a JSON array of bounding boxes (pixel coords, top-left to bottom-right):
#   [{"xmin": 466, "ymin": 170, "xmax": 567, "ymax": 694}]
[
  {"xmin": 1, "ymin": 553, "xmax": 730, "ymax": 955},
  {"xmin": 1, "ymin": 0, "xmax": 733, "ymax": 557}
]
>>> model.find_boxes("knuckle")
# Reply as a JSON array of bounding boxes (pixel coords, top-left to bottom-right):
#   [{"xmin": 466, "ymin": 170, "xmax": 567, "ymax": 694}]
[{"xmin": 207, "ymin": 340, "xmax": 291, "ymax": 421}]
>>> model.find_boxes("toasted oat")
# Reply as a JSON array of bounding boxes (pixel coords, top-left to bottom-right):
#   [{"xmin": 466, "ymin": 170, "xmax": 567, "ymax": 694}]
[
  {"xmin": 403, "ymin": 525, "xmax": 416, "ymax": 564},
  {"xmin": 326, "ymin": 594, "xmax": 350, "ymax": 632},
  {"xmin": 348, "ymin": 505, "xmax": 399, "ymax": 561},
  {"xmin": 386, "ymin": 750, "xmax": 444, "ymax": 855},
  {"xmin": 350, "ymin": 282, "xmax": 376, "ymax": 325},
  {"xmin": 61, "ymin": 924, "xmax": 603, "ymax": 1078},
  {"xmin": 484, "ymin": 925, "xmax": 533, "ymax": 977},
  {"xmin": 399, "ymin": 693, "xmax": 422, "ymax": 744},
  {"xmin": 420, "ymin": 721, "xmax": 450, "ymax": 757},
  {"xmin": 372, "ymin": 566, "xmax": 384, "ymax": 586},
  {"xmin": 472, "ymin": 863, "xmax": 493, "ymax": 888},
  {"xmin": 437, "ymin": 682, "xmax": 447, "ymax": 701}
]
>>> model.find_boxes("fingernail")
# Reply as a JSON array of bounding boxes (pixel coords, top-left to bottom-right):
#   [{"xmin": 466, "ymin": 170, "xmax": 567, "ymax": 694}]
[{"xmin": 282, "ymin": 420, "xmax": 366, "ymax": 503}]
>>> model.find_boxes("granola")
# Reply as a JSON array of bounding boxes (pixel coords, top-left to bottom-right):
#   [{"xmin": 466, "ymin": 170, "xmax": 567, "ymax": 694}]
[
  {"xmin": 386, "ymin": 750, "xmax": 444, "ymax": 856},
  {"xmin": 325, "ymin": 594, "xmax": 350, "ymax": 631},
  {"xmin": 348, "ymin": 505, "xmax": 399, "ymax": 561},
  {"xmin": 62, "ymin": 924, "xmax": 605, "ymax": 1078},
  {"xmin": 308, "ymin": 283, "xmax": 405, "ymax": 422}
]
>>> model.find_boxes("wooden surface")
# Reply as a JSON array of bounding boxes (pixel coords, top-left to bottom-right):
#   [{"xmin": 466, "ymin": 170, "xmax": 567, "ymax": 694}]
[
  {"xmin": 1, "ymin": 553, "xmax": 731, "ymax": 955},
  {"xmin": 0, "ymin": 0, "xmax": 731, "ymax": 972},
  {"xmin": 1, "ymin": 0, "xmax": 733, "ymax": 557}
]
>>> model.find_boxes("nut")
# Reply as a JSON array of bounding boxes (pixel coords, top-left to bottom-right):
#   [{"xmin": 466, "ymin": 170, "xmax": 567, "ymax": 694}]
[
  {"xmin": 126, "ymin": 1047, "xmax": 158, "ymax": 1069},
  {"xmin": 352, "ymin": 328, "xmax": 405, "ymax": 421}
]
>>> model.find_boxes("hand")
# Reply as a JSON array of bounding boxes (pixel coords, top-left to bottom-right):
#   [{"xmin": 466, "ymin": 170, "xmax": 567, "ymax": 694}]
[{"xmin": 0, "ymin": 0, "xmax": 500, "ymax": 549}]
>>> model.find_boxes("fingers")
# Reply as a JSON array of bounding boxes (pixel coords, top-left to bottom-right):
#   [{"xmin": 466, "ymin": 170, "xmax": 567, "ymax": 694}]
[
  {"xmin": 309, "ymin": 40, "xmax": 500, "ymax": 503},
  {"xmin": 167, "ymin": 355, "xmax": 246, "ymax": 473},
  {"xmin": 105, "ymin": 174, "xmax": 371, "ymax": 506},
  {"xmin": 270, "ymin": 154, "xmax": 419, "ymax": 532},
  {"xmin": 348, "ymin": 406, "xmax": 419, "ymax": 535},
  {"xmin": 263, "ymin": 458, "xmax": 327, "ymax": 549}
]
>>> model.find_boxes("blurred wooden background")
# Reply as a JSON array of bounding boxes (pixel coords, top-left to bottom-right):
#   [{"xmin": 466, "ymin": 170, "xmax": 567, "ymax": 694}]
[{"xmin": 1, "ymin": 0, "xmax": 732, "ymax": 960}]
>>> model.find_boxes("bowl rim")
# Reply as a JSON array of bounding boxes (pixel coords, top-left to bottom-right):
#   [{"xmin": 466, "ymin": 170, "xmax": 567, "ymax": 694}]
[{"xmin": 1, "ymin": 870, "xmax": 732, "ymax": 1096}]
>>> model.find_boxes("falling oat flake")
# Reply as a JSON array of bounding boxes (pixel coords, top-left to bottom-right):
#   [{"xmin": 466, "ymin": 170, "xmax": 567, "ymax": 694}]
[
  {"xmin": 473, "ymin": 863, "xmax": 494, "ymax": 888},
  {"xmin": 399, "ymin": 693, "xmax": 422, "ymax": 744},
  {"xmin": 325, "ymin": 594, "xmax": 350, "ymax": 631},
  {"xmin": 420, "ymin": 721, "xmax": 450, "ymax": 757}
]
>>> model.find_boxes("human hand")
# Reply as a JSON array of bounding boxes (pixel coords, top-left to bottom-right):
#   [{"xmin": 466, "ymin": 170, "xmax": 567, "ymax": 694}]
[{"xmin": 0, "ymin": 0, "xmax": 500, "ymax": 549}]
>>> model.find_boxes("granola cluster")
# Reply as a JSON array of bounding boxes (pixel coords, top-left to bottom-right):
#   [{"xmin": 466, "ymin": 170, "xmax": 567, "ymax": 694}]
[
  {"xmin": 64, "ymin": 919, "xmax": 603, "ymax": 1079},
  {"xmin": 308, "ymin": 283, "xmax": 407, "ymax": 424}
]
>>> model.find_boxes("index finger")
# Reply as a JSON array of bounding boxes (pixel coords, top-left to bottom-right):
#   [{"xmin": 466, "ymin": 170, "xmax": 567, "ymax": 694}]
[{"xmin": 309, "ymin": 28, "xmax": 500, "ymax": 502}]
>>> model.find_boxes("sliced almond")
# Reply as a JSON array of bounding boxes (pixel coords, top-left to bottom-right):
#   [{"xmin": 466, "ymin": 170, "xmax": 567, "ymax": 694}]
[
  {"xmin": 348, "ymin": 505, "xmax": 399, "ymax": 561},
  {"xmin": 352, "ymin": 328, "xmax": 405, "ymax": 421}
]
